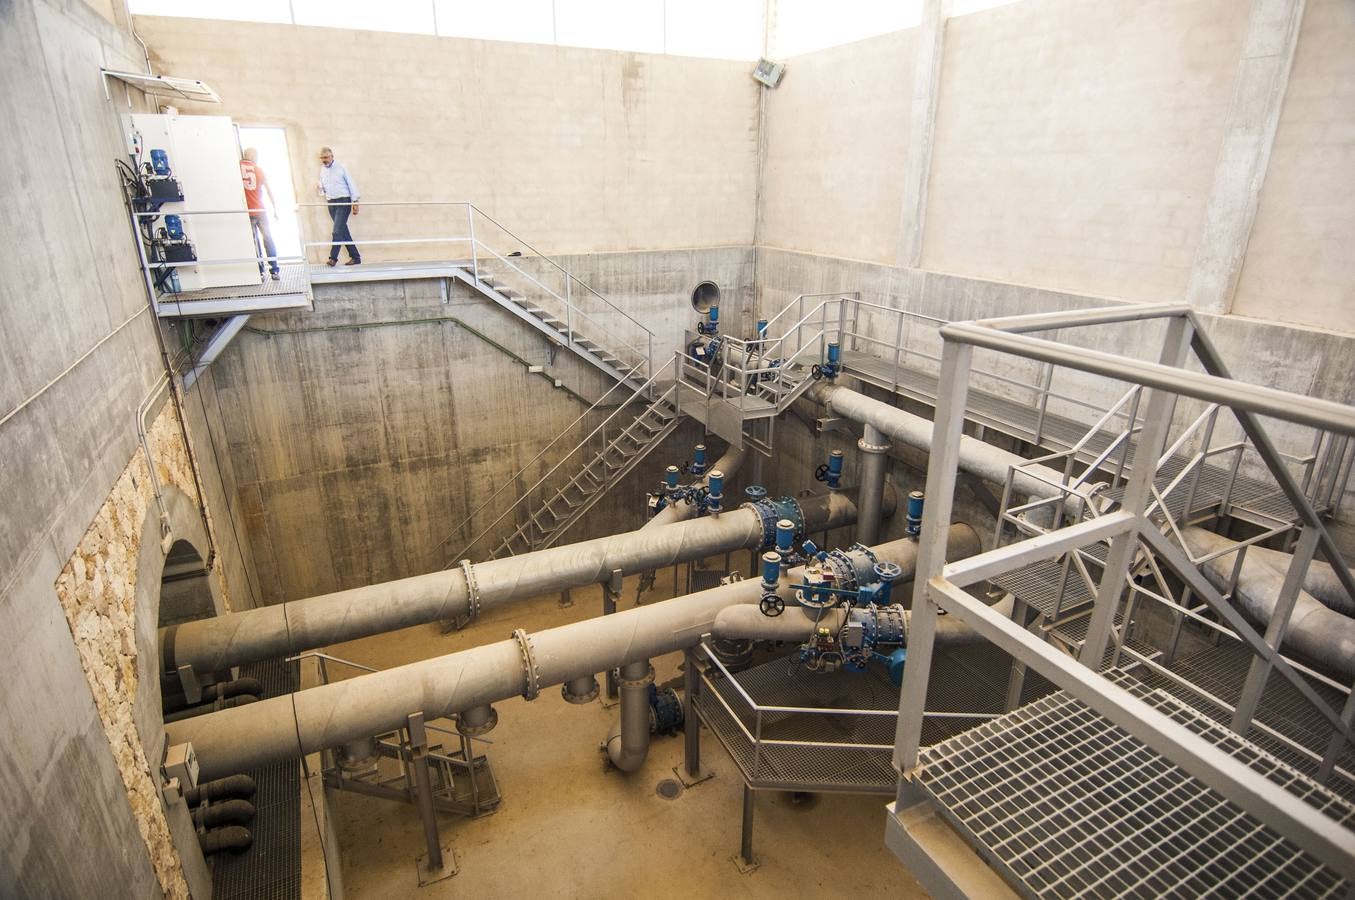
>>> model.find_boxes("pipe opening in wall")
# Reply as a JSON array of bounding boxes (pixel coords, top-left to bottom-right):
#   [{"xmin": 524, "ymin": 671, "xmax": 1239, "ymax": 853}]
[{"xmin": 691, "ymin": 281, "xmax": 721, "ymax": 313}]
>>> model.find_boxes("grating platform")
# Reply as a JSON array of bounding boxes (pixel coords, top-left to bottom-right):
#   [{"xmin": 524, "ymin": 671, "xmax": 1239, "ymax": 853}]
[
  {"xmin": 1104, "ymin": 454, "xmax": 1295, "ymax": 526},
  {"xmin": 211, "ymin": 657, "xmax": 302, "ymax": 900},
  {"xmin": 992, "ymin": 554, "xmax": 1101, "ymax": 620},
  {"xmin": 913, "ymin": 671, "xmax": 1353, "ymax": 899},
  {"xmin": 1138, "ymin": 642, "xmax": 1355, "ymax": 802},
  {"xmin": 155, "ymin": 263, "xmax": 312, "ymax": 318}
]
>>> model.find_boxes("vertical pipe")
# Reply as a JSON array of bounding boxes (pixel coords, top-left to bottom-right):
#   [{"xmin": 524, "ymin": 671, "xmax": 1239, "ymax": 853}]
[{"xmin": 856, "ymin": 423, "xmax": 890, "ymax": 545}]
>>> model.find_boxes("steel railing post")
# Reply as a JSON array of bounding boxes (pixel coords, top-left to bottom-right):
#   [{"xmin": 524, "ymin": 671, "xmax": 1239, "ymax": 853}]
[
  {"xmin": 1033, "ymin": 362, "xmax": 1055, "ymax": 446},
  {"xmin": 565, "ymin": 275, "xmax": 573, "ymax": 345},
  {"xmin": 467, "ymin": 204, "xmax": 478, "ymax": 281},
  {"xmin": 895, "ymin": 339, "xmax": 975, "ymax": 777}
]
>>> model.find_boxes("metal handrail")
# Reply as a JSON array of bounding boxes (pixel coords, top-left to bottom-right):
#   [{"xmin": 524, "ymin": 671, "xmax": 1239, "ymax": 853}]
[
  {"xmin": 449, "ymin": 370, "xmax": 674, "ymax": 562},
  {"xmin": 296, "ymin": 200, "xmax": 654, "ymax": 376}
]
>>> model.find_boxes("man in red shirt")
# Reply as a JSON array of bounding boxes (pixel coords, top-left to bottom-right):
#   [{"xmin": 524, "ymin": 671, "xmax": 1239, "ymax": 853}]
[{"xmin": 240, "ymin": 147, "xmax": 281, "ymax": 281}]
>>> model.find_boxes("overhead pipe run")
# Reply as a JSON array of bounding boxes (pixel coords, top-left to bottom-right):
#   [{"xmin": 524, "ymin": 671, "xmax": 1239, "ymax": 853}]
[
  {"xmin": 162, "ymin": 487, "xmax": 860, "ymax": 677},
  {"xmin": 166, "ymin": 526, "xmax": 980, "ymax": 781},
  {"xmin": 1182, "ymin": 528, "xmax": 1355, "ymax": 678},
  {"xmin": 808, "ymin": 382, "xmax": 1102, "ymax": 512}
]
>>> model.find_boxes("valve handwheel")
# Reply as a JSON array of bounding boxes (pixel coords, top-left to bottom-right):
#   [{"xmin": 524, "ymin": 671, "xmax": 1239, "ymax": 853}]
[
  {"xmin": 759, "ymin": 593, "xmax": 785, "ymax": 617},
  {"xmin": 814, "ymin": 463, "xmax": 830, "ymax": 482},
  {"xmin": 811, "ymin": 363, "xmax": 824, "ymax": 380}
]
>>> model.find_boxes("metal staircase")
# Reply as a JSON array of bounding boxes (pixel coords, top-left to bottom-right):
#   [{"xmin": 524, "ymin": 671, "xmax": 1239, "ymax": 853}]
[
  {"xmin": 439, "ymin": 292, "xmax": 839, "ymax": 562},
  {"xmin": 487, "ymin": 381, "xmax": 682, "ymax": 558}
]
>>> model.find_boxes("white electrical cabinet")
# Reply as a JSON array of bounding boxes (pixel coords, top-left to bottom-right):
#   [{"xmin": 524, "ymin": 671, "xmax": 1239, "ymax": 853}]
[{"xmin": 127, "ymin": 113, "xmax": 258, "ymax": 291}]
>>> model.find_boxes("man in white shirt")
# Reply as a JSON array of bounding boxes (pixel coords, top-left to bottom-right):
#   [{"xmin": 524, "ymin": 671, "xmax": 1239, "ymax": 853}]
[{"xmin": 316, "ymin": 146, "xmax": 361, "ymax": 266}]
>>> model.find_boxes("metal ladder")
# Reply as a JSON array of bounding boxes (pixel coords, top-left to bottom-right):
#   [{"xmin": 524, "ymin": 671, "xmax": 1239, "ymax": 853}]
[{"xmin": 489, "ymin": 383, "xmax": 681, "ymax": 558}]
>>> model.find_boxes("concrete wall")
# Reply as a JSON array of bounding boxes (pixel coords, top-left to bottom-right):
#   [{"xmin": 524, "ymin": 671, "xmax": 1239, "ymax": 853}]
[
  {"xmin": 0, "ymin": 0, "xmax": 261, "ymax": 894},
  {"xmin": 758, "ymin": 0, "xmax": 1354, "ymax": 337},
  {"xmin": 759, "ymin": 30, "xmax": 918, "ymax": 263},
  {"xmin": 921, "ymin": 0, "xmax": 1248, "ymax": 302},
  {"xmin": 203, "ymin": 247, "xmax": 752, "ymax": 603},
  {"xmin": 134, "ymin": 16, "xmax": 760, "ymax": 257},
  {"xmin": 1233, "ymin": 0, "xmax": 1355, "ymax": 333}
]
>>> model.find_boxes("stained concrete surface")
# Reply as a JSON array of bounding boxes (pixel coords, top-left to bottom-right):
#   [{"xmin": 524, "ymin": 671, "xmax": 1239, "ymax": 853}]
[{"xmin": 312, "ymin": 564, "xmax": 928, "ymax": 899}]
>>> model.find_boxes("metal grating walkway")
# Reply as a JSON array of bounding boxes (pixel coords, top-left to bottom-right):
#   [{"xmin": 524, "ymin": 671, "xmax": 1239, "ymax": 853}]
[
  {"xmin": 914, "ymin": 671, "xmax": 1353, "ymax": 899},
  {"xmin": 211, "ymin": 657, "xmax": 302, "ymax": 900},
  {"xmin": 1137, "ymin": 643, "xmax": 1355, "ymax": 802}
]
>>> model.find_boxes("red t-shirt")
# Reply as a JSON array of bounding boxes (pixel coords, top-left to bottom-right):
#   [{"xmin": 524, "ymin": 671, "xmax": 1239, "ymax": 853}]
[{"xmin": 239, "ymin": 159, "xmax": 267, "ymax": 215}]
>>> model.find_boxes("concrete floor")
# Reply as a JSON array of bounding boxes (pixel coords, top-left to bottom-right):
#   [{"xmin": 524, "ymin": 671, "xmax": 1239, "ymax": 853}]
[{"xmin": 308, "ymin": 561, "xmax": 929, "ymax": 899}]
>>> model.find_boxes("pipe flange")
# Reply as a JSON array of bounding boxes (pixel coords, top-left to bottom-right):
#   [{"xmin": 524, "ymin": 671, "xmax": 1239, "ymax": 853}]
[
  {"xmin": 459, "ymin": 559, "xmax": 481, "ymax": 622},
  {"xmin": 857, "ymin": 436, "xmax": 890, "ymax": 454},
  {"xmin": 512, "ymin": 628, "xmax": 541, "ymax": 701},
  {"xmin": 456, "ymin": 706, "xmax": 499, "ymax": 737},
  {"xmin": 561, "ymin": 677, "xmax": 600, "ymax": 705},
  {"xmin": 617, "ymin": 664, "xmax": 656, "ymax": 690}
]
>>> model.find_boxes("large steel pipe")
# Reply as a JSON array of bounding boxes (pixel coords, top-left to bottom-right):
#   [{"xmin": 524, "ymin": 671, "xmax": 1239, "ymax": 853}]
[
  {"xmin": 809, "ymin": 383, "xmax": 1100, "ymax": 508},
  {"xmin": 164, "ymin": 490, "xmax": 860, "ymax": 675},
  {"xmin": 1184, "ymin": 527, "xmax": 1355, "ymax": 677},
  {"xmin": 167, "ymin": 526, "xmax": 979, "ymax": 781}
]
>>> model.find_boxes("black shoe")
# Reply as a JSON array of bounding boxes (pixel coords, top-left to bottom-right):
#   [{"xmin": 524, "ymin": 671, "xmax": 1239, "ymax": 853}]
[{"xmin": 270, "ymin": 272, "xmax": 281, "ymax": 281}]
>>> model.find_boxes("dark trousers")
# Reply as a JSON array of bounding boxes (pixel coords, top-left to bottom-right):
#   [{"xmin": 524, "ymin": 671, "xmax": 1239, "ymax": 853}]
[
  {"xmin": 249, "ymin": 214, "xmax": 279, "ymax": 275},
  {"xmin": 326, "ymin": 197, "xmax": 360, "ymax": 262}
]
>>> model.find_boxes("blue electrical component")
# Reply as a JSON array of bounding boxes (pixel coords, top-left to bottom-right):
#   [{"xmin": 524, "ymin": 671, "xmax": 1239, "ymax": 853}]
[
  {"xmin": 163, "ymin": 215, "xmax": 184, "ymax": 240},
  {"xmin": 756, "ymin": 319, "xmax": 768, "ymax": 338},
  {"xmin": 813, "ymin": 341, "xmax": 842, "ymax": 380},
  {"xmin": 150, "ymin": 148, "xmax": 170, "ymax": 176},
  {"xmin": 775, "ymin": 519, "xmax": 795, "ymax": 555},
  {"xmin": 906, "ymin": 490, "xmax": 925, "ymax": 537},
  {"xmin": 664, "ymin": 466, "xmax": 681, "ymax": 490},
  {"xmin": 707, "ymin": 469, "xmax": 724, "ymax": 514},
  {"xmin": 696, "ymin": 305, "xmax": 720, "ymax": 336},
  {"xmin": 815, "ymin": 449, "xmax": 844, "ymax": 490},
  {"xmin": 760, "ymin": 551, "xmax": 781, "ymax": 588},
  {"xmin": 691, "ymin": 444, "xmax": 707, "ymax": 476}
]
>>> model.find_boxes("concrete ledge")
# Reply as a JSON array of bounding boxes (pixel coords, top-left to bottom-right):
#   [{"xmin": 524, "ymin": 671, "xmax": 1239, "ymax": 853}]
[{"xmin": 884, "ymin": 799, "xmax": 1018, "ymax": 900}]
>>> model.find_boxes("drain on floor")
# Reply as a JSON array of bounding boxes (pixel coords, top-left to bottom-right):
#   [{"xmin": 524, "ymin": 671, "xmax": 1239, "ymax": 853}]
[{"xmin": 655, "ymin": 778, "xmax": 683, "ymax": 800}]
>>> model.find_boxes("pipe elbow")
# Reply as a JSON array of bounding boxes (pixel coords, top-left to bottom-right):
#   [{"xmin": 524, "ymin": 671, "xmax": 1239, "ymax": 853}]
[{"xmin": 605, "ymin": 718, "xmax": 648, "ymax": 772}]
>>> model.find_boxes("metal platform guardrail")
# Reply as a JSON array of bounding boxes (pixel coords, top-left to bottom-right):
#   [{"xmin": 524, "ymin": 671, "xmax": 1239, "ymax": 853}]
[
  {"xmin": 296, "ymin": 201, "xmax": 655, "ymax": 384},
  {"xmin": 889, "ymin": 303, "xmax": 1355, "ymax": 898}
]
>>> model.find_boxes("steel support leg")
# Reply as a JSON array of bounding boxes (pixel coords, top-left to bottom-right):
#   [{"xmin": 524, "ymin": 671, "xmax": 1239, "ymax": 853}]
[
  {"xmin": 1003, "ymin": 598, "xmax": 1034, "ymax": 711},
  {"xmin": 734, "ymin": 783, "xmax": 759, "ymax": 873},
  {"xmin": 408, "ymin": 713, "xmax": 456, "ymax": 883},
  {"xmin": 676, "ymin": 647, "xmax": 714, "ymax": 787}
]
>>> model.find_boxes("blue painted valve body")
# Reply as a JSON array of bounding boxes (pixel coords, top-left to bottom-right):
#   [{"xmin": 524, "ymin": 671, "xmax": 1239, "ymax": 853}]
[{"xmin": 906, "ymin": 490, "xmax": 925, "ymax": 537}]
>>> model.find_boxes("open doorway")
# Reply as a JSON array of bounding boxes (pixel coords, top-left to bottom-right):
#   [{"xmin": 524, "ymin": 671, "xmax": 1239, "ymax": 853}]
[{"xmin": 236, "ymin": 126, "xmax": 301, "ymax": 259}]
